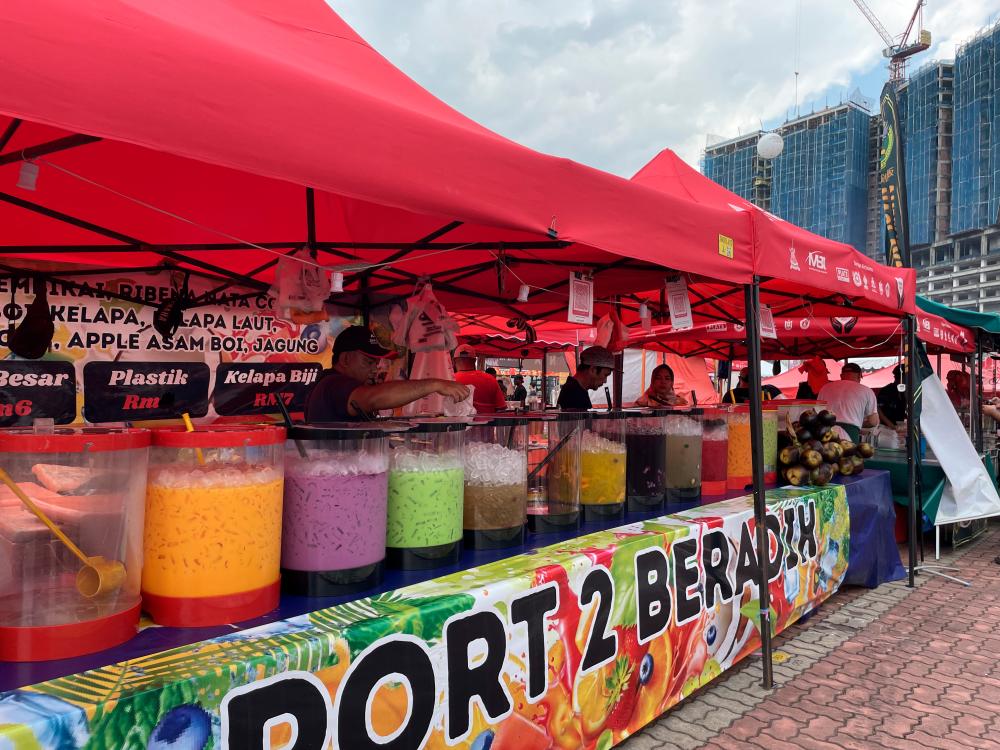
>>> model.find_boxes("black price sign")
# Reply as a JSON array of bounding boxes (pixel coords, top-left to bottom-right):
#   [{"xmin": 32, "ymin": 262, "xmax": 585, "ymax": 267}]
[
  {"xmin": 83, "ymin": 362, "xmax": 210, "ymax": 422},
  {"xmin": 212, "ymin": 363, "xmax": 322, "ymax": 416},
  {"xmin": 0, "ymin": 361, "xmax": 76, "ymax": 426}
]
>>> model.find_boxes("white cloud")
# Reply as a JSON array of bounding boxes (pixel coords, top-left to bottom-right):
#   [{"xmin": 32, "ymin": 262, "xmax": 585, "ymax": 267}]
[{"xmin": 330, "ymin": 1, "xmax": 1000, "ymax": 175}]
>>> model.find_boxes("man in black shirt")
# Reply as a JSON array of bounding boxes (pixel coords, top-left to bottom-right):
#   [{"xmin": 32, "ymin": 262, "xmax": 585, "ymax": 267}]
[
  {"xmin": 305, "ymin": 326, "xmax": 469, "ymax": 421},
  {"xmin": 512, "ymin": 375, "xmax": 528, "ymax": 404},
  {"xmin": 877, "ymin": 365, "xmax": 907, "ymax": 428},
  {"xmin": 557, "ymin": 346, "xmax": 614, "ymax": 410}
]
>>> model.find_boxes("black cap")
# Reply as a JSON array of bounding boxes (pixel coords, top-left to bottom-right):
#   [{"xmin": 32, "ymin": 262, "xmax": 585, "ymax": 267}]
[{"xmin": 333, "ymin": 325, "xmax": 391, "ymax": 358}]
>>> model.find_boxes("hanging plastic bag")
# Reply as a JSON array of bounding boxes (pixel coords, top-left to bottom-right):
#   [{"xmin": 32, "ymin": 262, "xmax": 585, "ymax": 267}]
[{"xmin": 270, "ymin": 248, "xmax": 329, "ymax": 319}]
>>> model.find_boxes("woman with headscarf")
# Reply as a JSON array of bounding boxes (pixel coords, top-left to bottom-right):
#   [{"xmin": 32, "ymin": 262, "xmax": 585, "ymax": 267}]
[{"xmin": 635, "ymin": 364, "xmax": 688, "ymax": 407}]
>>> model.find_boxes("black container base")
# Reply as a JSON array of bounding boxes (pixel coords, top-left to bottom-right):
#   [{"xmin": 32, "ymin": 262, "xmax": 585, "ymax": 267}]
[
  {"xmin": 581, "ymin": 502, "xmax": 625, "ymax": 525},
  {"xmin": 627, "ymin": 495, "xmax": 665, "ymax": 515},
  {"xmin": 527, "ymin": 511, "xmax": 580, "ymax": 534},
  {"xmin": 386, "ymin": 541, "xmax": 462, "ymax": 571},
  {"xmin": 281, "ymin": 562, "xmax": 384, "ymax": 597},
  {"xmin": 464, "ymin": 525, "xmax": 525, "ymax": 550}
]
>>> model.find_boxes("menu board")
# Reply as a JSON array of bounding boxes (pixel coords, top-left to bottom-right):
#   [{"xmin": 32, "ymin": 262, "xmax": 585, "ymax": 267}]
[
  {"xmin": 83, "ymin": 361, "xmax": 210, "ymax": 422},
  {"xmin": 0, "ymin": 360, "xmax": 76, "ymax": 426},
  {"xmin": 212, "ymin": 363, "xmax": 323, "ymax": 415}
]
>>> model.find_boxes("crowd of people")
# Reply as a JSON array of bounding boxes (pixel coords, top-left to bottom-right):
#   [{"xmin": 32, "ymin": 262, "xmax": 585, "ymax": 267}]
[{"xmin": 307, "ymin": 327, "xmax": 993, "ymax": 440}]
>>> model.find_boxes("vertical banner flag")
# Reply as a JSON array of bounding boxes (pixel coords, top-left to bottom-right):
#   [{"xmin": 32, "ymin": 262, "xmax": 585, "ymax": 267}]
[{"xmin": 879, "ymin": 82, "xmax": 910, "ymax": 269}]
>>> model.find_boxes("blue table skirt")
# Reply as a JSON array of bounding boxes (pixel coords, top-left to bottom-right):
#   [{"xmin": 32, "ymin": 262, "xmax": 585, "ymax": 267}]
[{"xmin": 837, "ymin": 469, "xmax": 906, "ymax": 588}]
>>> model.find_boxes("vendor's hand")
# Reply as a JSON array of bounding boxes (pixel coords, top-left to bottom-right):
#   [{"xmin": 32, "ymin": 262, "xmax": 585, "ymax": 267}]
[{"xmin": 435, "ymin": 381, "xmax": 471, "ymax": 403}]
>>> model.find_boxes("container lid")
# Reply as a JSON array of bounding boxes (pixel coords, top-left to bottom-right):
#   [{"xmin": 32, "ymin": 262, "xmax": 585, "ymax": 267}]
[
  {"xmin": 520, "ymin": 410, "xmax": 559, "ymax": 422},
  {"xmin": 152, "ymin": 424, "xmax": 285, "ymax": 448},
  {"xmin": 471, "ymin": 415, "xmax": 530, "ymax": 427},
  {"xmin": 763, "ymin": 402, "xmax": 780, "ymax": 411},
  {"xmin": 728, "ymin": 404, "xmax": 751, "ymax": 414},
  {"xmin": 588, "ymin": 409, "xmax": 641, "ymax": 420},
  {"xmin": 0, "ymin": 427, "xmax": 150, "ymax": 453},
  {"xmin": 402, "ymin": 417, "xmax": 471, "ymax": 433},
  {"xmin": 287, "ymin": 422, "xmax": 406, "ymax": 440},
  {"xmin": 662, "ymin": 407, "xmax": 705, "ymax": 416},
  {"xmin": 702, "ymin": 407, "xmax": 730, "ymax": 418}
]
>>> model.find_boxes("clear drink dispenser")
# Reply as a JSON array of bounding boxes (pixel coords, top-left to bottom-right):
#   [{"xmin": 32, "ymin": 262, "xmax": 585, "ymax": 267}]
[
  {"xmin": 664, "ymin": 408, "xmax": 703, "ymax": 511},
  {"xmin": 763, "ymin": 403, "xmax": 779, "ymax": 485},
  {"xmin": 385, "ymin": 419, "xmax": 467, "ymax": 570},
  {"xmin": 625, "ymin": 409, "xmax": 668, "ymax": 514},
  {"xmin": 464, "ymin": 416, "xmax": 529, "ymax": 549},
  {"xmin": 282, "ymin": 424, "xmax": 396, "ymax": 595},
  {"xmin": 700, "ymin": 408, "xmax": 729, "ymax": 503},
  {"xmin": 580, "ymin": 412, "xmax": 627, "ymax": 525},
  {"xmin": 528, "ymin": 412, "xmax": 582, "ymax": 534},
  {"xmin": 727, "ymin": 406, "xmax": 752, "ymax": 492},
  {"xmin": 0, "ymin": 427, "xmax": 150, "ymax": 661},
  {"xmin": 143, "ymin": 425, "xmax": 285, "ymax": 627}
]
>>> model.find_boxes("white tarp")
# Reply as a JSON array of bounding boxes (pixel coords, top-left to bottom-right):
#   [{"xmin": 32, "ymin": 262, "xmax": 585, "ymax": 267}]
[{"xmin": 920, "ymin": 373, "xmax": 1000, "ymax": 524}]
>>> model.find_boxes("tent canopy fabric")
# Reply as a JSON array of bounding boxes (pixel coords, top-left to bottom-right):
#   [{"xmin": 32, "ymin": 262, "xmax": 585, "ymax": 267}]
[
  {"xmin": 916, "ymin": 296, "xmax": 1000, "ymax": 335},
  {"xmin": 0, "ymin": 1, "xmax": 917, "ymax": 326},
  {"xmin": 0, "ymin": 0, "xmax": 759, "ymax": 320},
  {"xmin": 628, "ymin": 309, "xmax": 974, "ymax": 360},
  {"xmin": 632, "ymin": 149, "xmax": 917, "ymax": 317}
]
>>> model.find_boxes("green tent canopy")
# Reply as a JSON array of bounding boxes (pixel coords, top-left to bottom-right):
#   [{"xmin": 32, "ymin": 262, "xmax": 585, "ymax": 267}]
[{"xmin": 917, "ymin": 295, "xmax": 1000, "ymax": 335}]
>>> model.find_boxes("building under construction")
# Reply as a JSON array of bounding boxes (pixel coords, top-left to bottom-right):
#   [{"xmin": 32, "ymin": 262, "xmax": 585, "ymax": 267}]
[
  {"xmin": 702, "ymin": 19, "xmax": 1000, "ymax": 313},
  {"xmin": 702, "ymin": 101, "xmax": 872, "ymax": 256}
]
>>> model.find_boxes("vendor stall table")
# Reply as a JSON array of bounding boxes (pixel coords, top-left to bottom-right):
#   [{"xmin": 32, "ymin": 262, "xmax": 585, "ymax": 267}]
[
  {"xmin": 0, "ymin": 487, "xmax": 850, "ymax": 750},
  {"xmin": 834, "ymin": 470, "xmax": 906, "ymax": 588}
]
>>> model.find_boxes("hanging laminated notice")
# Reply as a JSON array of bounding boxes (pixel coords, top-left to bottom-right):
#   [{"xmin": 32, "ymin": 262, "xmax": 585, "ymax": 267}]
[
  {"xmin": 760, "ymin": 304, "xmax": 777, "ymax": 339},
  {"xmin": 567, "ymin": 274, "xmax": 594, "ymax": 325},
  {"xmin": 665, "ymin": 277, "xmax": 693, "ymax": 330}
]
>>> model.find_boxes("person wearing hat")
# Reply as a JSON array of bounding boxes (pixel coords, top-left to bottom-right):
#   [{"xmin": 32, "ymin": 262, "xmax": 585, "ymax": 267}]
[
  {"xmin": 453, "ymin": 344, "xmax": 507, "ymax": 414},
  {"xmin": 877, "ymin": 365, "xmax": 907, "ymax": 428},
  {"xmin": 557, "ymin": 346, "xmax": 614, "ymax": 410},
  {"xmin": 817, "ymin": 363, "xmax": 878, "ymax": 434},
  {"xmin": 305, "ymin": 325, "xmax": 469, "ymax": 422}
]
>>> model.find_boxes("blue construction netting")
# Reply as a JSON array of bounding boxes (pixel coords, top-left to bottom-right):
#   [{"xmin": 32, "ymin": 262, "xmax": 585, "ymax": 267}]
[
  {"xmin": 951, "ymin": 22, "xmax": 1000, "ymax": 234},
  {"xmin": 702, "ymin": 139, "xmax": 757, "ymax": 203},
  {"xmin": 771, "ymin": 105, "xmax": 871, "ymax": 252}
]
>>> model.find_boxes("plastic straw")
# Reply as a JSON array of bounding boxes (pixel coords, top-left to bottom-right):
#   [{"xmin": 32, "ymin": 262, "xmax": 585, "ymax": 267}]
[
  {"xmin": 276, "ymin": 398, "xmax": 308, "ymax": 459},
  {"xmin": 182, "ymin": 412, "xmax": 205, "ymax": 465}
]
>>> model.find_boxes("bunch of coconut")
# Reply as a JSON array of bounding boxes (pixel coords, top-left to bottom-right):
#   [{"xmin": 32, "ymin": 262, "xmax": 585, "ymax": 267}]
[{"xmin": 777, "ymin": 408, "xmax": 874, "ymax": 486}]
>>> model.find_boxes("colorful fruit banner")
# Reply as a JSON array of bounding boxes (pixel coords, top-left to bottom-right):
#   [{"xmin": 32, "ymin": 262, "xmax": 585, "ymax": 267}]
[{"xmin": 0, "ymin": 487, "xmax": 849, "ymax": 750}]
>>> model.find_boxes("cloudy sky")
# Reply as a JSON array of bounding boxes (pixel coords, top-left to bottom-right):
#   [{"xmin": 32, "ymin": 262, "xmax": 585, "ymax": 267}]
[{"xmin": 331, "ymin": 1, "xmax": 1000, "ymax": 176}]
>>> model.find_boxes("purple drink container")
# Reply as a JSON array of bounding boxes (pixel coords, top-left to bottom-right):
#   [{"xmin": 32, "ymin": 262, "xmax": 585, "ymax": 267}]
[{"xmin": 281, "ymin": 424, "xmax": 393, "ymax": 595}]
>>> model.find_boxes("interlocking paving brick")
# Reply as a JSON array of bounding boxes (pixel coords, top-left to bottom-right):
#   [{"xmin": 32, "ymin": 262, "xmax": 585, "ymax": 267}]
[{"xmin": 621, "ymin": 525, "xmax": 999, "ymax": 750}]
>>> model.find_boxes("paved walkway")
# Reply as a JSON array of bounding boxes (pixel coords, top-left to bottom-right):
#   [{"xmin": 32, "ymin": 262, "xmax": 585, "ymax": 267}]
[{"xmin": 624, "ymin": 527, "xmax": 1000, "ymax": 749}]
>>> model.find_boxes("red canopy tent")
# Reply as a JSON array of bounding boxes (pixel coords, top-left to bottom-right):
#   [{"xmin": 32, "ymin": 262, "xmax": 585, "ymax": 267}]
[
  {"xmin": 0, "ymin": 0, "xmax": 762, "ymax": 320},
  {"xmin": 631, "ymin": 149, "xmax": 916, "ymax": 319},
  {"xmin": 627, "ymin": 310, "xmax": 975, "ymax": 360}
]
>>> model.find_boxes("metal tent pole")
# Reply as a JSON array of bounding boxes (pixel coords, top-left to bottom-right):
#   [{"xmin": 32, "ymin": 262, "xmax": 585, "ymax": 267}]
[
  {"xmin": 744, "ymin": 280, "xmax": 773, "ymax": 689},
  {"xmin": 906, "ymin": 316, "xmax": 918, "ymax": 587},
  {"xmin": 976, "ymin": 338, "xmax": 985, "ymax": 453},
  {"xmin": 541, "ymin": 349, "xmax": 549, "ymax": 408}
]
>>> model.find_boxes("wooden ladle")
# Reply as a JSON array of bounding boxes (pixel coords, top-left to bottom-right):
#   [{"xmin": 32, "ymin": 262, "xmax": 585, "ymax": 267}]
[{"xmin": 0, "ymin": 468, "xmax": 125, "ymax": 598}]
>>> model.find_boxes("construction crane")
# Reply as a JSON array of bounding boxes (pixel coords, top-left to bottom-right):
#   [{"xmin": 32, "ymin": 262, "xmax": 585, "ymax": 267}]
[{"xmin": 851, "ymin": 0, "xmax": 931, "ymax": 81}]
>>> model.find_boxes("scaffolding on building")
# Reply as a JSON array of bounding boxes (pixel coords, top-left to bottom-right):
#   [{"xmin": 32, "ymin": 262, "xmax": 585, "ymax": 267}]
[
  {"xmin": 951, "ymin": 21, "xmax": 1000, "ymax": 235},
  {"xmin": 701, "ymin": 132, "xmax": 772, "ymax": 210},
  {"xmin": 770, "ymin": 102, "xmax": 872, "ymax": 253},
  {"xmin": 903, "ymin": 60, "xmax": 954, "ymax": 247}
]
